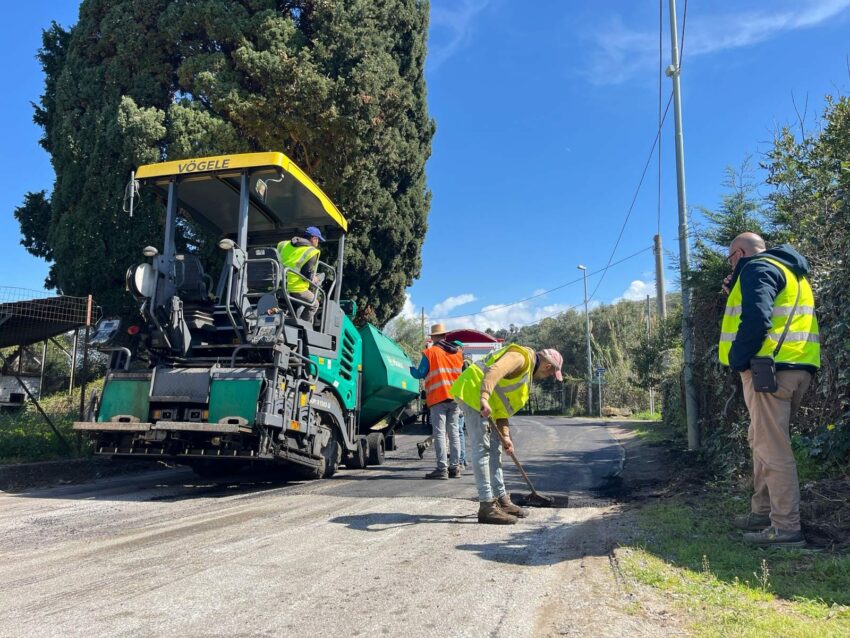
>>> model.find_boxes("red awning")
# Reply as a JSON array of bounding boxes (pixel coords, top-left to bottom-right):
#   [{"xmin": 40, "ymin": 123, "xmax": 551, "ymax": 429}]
[{"xmin": 444, "ymin": 329, "xmax": 503, "ymax": 345}]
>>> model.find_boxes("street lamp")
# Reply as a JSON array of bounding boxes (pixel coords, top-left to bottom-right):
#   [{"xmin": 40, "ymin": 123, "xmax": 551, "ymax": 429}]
[{"xmin": 577, "ymin": 265, "xmax": 593, "ymax": 416}]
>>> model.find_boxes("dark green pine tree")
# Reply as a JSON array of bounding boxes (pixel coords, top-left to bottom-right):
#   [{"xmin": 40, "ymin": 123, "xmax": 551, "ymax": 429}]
[{"xmin": 16, "ymin": 0, "xmax": 434, "ymax": 324}]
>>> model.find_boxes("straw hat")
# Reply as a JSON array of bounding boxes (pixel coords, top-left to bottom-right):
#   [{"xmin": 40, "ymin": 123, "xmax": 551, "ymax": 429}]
[{"xmin": 429, "ymin": 323, "xmax": 448, "ymax": 337}]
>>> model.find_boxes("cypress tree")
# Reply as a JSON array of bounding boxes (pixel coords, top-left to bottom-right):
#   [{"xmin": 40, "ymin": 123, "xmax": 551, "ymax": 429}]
[{"xmin": 17, "ymin": 0, "xmax": 434, "ymax": 324}]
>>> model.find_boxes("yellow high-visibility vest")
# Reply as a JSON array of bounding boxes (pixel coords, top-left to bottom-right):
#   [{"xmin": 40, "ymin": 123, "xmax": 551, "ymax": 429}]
[
  {"xmin": 719, "ymin": 256, "xmax": 820, "ymax": 368},
  {"xmin": 450, "ymin": 344, "xmax": 533, "ymax": 419},
  {"xmin": 277, "ymin": 241, "xmax": 319, "ymax": 294}
]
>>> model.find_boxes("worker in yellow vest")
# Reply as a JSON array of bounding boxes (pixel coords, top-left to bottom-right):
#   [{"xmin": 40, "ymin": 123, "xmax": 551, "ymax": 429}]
[
  {"xmin": 720, "ymin": 232, "xmax": 820, "ymax": 548},
  {"xmin": 451, "ymin": 345, "xmax": 563, "ymax": 525},
  {"xmin": 277, "ymin": 226, "xmax": 324, "ymax": 322}
]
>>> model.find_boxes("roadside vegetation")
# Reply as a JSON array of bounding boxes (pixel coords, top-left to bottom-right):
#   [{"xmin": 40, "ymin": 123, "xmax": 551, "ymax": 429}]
[
  {"xmin": 0, "ymin": 380, "xmax": 102, "ymax": 463},
  {"xmin": 620, "ymin": 493, "xmax": 850, "ymax": 637}
]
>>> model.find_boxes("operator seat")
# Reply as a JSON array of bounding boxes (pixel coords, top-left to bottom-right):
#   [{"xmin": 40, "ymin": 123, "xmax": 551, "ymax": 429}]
[{"xmin": 174, "ymin": 253, "xmax": 214, "ymax": 330}]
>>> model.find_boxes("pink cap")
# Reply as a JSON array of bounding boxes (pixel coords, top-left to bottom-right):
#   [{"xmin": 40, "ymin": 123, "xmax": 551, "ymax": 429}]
[{"xmin": 539, "ymin": 348, "xmax": 564, "ymax": 381}]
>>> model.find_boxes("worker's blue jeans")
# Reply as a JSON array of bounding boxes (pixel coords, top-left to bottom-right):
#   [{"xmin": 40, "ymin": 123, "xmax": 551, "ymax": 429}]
[
  {"xmin": 458, "ymin": 413, "xmax": 467, "ymax": 466},
  {"xmin": 461, "ymin": 403, "xmax": 506, "ymax": 502},
  {"xmin": 429, "ymin": 401, "xmax": 461, "ymax": 471}
]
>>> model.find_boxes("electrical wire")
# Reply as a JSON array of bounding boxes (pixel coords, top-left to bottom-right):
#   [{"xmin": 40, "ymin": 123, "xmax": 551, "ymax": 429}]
[
  {"xmin": 657, "ymin": 0, "xmax": 663, "ymax": 237},
  {"xmin": 445, "ymin": 245, "xmax": 653, "ymax": 321},
  {"xmin": 446, "ymin": 0, "xmax": 691, "ymax": 330},
  {"xmin": 587, "ymin": 0, "xmax": 689, "ymax": 304}
]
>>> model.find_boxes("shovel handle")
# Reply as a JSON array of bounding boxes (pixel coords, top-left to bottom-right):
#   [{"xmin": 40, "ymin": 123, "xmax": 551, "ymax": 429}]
[{"xmin": 488, "ymin": 417, "xmax": 540, "ymax": 496}]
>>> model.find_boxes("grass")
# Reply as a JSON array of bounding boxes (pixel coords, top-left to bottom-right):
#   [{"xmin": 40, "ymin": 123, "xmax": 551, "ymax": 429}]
[
  {"xmin": 0, "ymin": 379, "xmax": 103, "ymax": 463},
  {"xmin": 629, "ymin": 410, "xmax": 662, "ymax": 422},
  {"xmin": 619, "ymin": 491, "xmax": 850, "ymax": 637},
  {"xmin": 624, "ymin": 419, "xmax": 680, "ymax": 446}
]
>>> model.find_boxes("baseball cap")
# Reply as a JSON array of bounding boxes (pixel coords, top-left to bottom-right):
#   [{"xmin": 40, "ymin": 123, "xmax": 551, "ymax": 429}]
[
  {"xmin": 539, "ymin": 348, "xmax": 564, "ymax": 381},
  {"xmin": 305, "ymin": 226, "xmax": 325, "ymax": 241}
]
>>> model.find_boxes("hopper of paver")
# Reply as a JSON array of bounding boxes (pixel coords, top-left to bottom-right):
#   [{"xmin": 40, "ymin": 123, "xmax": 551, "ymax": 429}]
[{"xmin": 357, "ymin": 324, "xmax": 420, "ymax": 432}]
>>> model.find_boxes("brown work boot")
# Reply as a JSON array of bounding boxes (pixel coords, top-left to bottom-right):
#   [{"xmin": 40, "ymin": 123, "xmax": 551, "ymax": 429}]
[
  {"xmin": 498, "ymin": 494, "xmax": 529, "ymax": 518},
  {"xmin": 732, "ymin": 512, "xmax": 771, "ymax": 532},
  {"xmin": 478, "ymin": 499, "xmax": 518, "ymax": 525},
  {"xmin": 448, "ymin": 465, "xmax": 462, "ymax": 478},
  {"xmin": 742, "ymin": 526, "xmax": 805, "ymax": 548},
  {"xmin": 424, "ymin": 468, "xmax": 448, "ymax": 480}
]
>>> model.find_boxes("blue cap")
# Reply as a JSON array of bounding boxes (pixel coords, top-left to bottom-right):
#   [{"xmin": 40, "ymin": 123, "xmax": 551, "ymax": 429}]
[{"xmin": 305, "ymin": 226, "xmax": 325, "ymax": 241}]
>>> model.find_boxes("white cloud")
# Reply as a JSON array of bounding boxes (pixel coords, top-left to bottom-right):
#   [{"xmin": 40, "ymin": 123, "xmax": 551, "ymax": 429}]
[
  {"xmin": 397, "ymin": 292, "xmax": 418, "ymax": 320},
  {"xmin": 585, "ymin": 0, "xmax": 850, "ymax": 85},
  {"xmin": 439, "ymin": 299, "xmax": 575, "ymax": 333},
  {"xmin": 431, "ymin": 293, "xmax": 477, "ymax": 317},
  {"xmin": 613, "ymin": 280, "xmax": 655, "ymax": 303},
  {"xmin": 429, "ymin": 0, "xmax": 493, "ymax": 71}
]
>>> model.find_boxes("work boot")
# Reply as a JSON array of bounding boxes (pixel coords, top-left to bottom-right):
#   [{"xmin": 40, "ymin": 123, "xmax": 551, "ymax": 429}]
[
  {"xmin": 742, "ymin": 526, "xmax": 805, "ymax": 548},
  {"xmin": 448, "ymin": 465, "xmax": 462, "ymax": 479},
  {"xmin": 732, "ymin": 512, "xmax": 771, "ymax": 532},
  {"xmin": 424, "ymin": 468, "xmax": 448, "ymax": 480},
  {"xmin": 498, "ymin": 494, "xmax": 529, "ymax": 518},
  {"xmin": 478, "ymin": 500, "xmax": 517, "ymax": 525}
]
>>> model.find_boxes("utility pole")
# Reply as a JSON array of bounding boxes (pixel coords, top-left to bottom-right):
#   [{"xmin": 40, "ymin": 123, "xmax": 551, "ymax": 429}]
[
  {"xmin": 646, "ymin": 295, "xmax": 655, "ymax": 415},
  {"xmin": 654, "ymin": 234, "xmax": 667, "ymax": 320},
  {"xmin": 420, "ymin": 306, "xmax": 425, "ymax": 347},
  {"xmin": 667, "ymin": 0, "xmax": 699, "ymax": 449},
  {"xmin": 577, "ymin": 265, "xmax": 593, "ymax": 416}
]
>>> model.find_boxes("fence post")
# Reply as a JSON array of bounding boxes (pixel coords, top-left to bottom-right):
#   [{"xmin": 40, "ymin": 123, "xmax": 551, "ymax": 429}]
[
  {"xmin": 78, "ymin": 295, "xmax": 93, "ymax": 421},
  {"xmin": 69, "ymin": 329, "xmax": 79, "ymax": 395}
]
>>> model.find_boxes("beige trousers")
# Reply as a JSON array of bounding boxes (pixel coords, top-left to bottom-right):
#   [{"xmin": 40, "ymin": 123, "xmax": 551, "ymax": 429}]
[{"xmin": 740, "ymin": 369, "xmax": 811, "ymax": 531}]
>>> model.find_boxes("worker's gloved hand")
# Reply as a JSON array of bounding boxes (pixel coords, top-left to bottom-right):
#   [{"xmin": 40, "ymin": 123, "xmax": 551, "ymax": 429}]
[
  {"xmin": 479, "ymin": 399, "xmax": 491, "ymax": 418},
  {"xmin": 501, "ymin": 433, "xmax": 514, "ymax": 455}
]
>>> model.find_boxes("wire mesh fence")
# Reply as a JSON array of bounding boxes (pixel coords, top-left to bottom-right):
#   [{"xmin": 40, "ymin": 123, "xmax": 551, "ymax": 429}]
[{"xmin": 0, "ymin": 287, "xmax": 103, "ymax": 462}]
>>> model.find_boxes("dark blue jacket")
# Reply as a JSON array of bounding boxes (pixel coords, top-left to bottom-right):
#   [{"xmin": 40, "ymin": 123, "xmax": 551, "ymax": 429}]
[{"xmin": 727, "ymin": 244, "xmax": 817, "ymax": 374}]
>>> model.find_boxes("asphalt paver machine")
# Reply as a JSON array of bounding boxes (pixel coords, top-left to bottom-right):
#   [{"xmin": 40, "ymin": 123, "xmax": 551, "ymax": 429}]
[{"xmin": 74, "ymin": 153, "xmax": 418, "ymax": 478}]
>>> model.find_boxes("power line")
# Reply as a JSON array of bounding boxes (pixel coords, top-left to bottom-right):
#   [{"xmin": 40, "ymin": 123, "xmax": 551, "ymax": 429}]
[
  {"xmin": 586, "ymin": 95, "xmax": 672, "ymax": 305},
  {"xmin": 657, "ymin": 0, "xmax": 663, "ymax": 237},
  {"xmin": 445, "ymin": 245, "xmax": 653, "ymax": 320},
  {"xmin": 587, "ymin": 0, "xmax": 688, "ymax": 304}
]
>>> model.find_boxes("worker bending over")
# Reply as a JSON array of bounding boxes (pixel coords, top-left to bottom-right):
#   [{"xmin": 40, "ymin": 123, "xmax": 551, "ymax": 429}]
[
  {"xmin": 277, "ymin": 226, "xmax": 324, "ymax": 322},
  {"xmin": 451, "ymin": 345, "xmax": 563, "ymax": 524}
]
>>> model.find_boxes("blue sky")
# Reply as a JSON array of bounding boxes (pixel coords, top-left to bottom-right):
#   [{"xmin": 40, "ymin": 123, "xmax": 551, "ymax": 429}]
[{"xmin": 1, "ymin": 1, "xmax": 849, "ymax": 330}]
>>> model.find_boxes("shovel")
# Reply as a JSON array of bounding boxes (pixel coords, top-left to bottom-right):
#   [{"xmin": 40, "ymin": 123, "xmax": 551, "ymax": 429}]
[{"xmin": 488, "ymin": 418, "xmax": 565, "ymax": 508}]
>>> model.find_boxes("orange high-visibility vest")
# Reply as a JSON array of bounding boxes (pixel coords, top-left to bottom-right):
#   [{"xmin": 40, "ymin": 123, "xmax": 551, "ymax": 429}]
[{"xmin": 423, "ymin": 344, "xmax": 464, "ymax": 407}]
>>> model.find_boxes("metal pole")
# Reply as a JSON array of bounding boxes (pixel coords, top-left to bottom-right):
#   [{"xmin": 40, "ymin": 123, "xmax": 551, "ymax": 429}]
[
  {"xmin": 578, "ymin": 265, "xmax": 593, "ymax": 416},
  {"xmin": 646, "ymin": 295, "xmax": 655, "ymax": 415},
  {"xmin": 79, "ymin": 295, "xmax": 93, "ymax": 421},
  {"xmin": 421, "ymin": 307, "xmax": 426, "ymax": 346},
  {"xmin": 69, "ymin": 329, "xmax": 79, "ymax": 395},
  {"xmin": 667, "ymin": 0, "xmax": 699, "ymax": 449},
  {"xmin": 39, "ymin": 341, "xmax": 47, "ymax": 400},
  {"xmin": 654, "ymin": 234, "xmax": 667, "ymax": 320},
  {"xmin": 597, "ymin": 368, "xmax": 603, "ymax": 417}
]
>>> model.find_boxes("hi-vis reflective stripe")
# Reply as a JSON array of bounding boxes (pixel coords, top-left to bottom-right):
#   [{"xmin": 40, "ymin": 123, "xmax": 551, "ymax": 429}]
[
  {"xmin": 720, "ymin": 331, "xmax": 820, "ymax": 343},
  {"xmin": 772, "ymin": 306, "xmax": 815, "ymax": 317},
  {"xmin": 426, "ymin": 367, "xmax": 463, "ymax": 378},
  {"xmin": 425, "ymin": 379, "xmax": 455, "ymax": 391},
  {"xmin": 296, "ymin": 248, "xmax": 319, "ymax": 267},
  {"xmin": 725, "ymin": 305, "xmax": 815, "ymax": 318}
]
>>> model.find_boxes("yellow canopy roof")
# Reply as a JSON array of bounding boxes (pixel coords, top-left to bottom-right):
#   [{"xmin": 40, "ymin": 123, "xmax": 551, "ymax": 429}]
[{"xmin": 136, "ymin": 152, "xmax": 347, "ymax": 236}]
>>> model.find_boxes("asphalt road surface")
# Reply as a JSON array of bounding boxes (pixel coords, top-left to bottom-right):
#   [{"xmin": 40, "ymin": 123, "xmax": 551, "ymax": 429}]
[{"xmin": 0, "ymin": 417, "xmax": 679, "ymax": 638}]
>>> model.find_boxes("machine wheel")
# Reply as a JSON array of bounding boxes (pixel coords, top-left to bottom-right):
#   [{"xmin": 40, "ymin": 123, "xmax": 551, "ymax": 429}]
[
  {"xmin": 345, "ymin": 437, "xmax": 368, "ymax": 469},
  {"xmin": 322, "ymin": 432, "xmax": 341, "ymax": 478},
  {"xmin": 384, "ymin": 434, "xmax": 396, "ymax": 452},
  {"xmin": 367, "ymin": 432, "xmax": 385, "ymax": 466}
]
